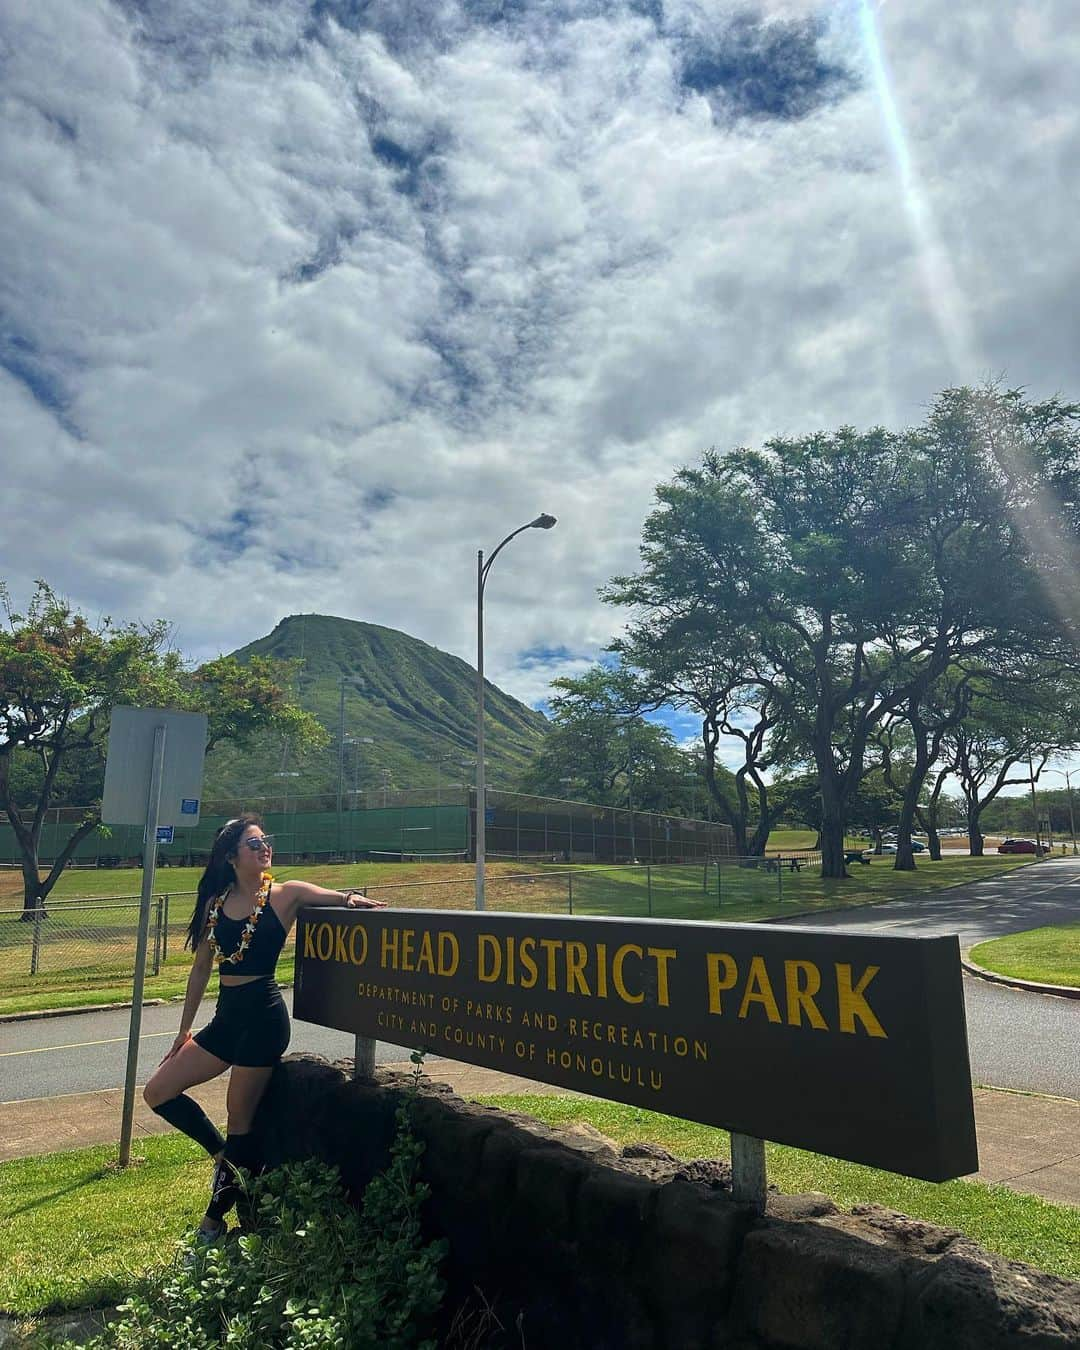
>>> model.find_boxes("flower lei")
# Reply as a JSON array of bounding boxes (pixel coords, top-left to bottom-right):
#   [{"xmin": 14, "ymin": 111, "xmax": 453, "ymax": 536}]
[{"xmin": 207, "ymin": 872, "xmax": 273, "ymax": 967}]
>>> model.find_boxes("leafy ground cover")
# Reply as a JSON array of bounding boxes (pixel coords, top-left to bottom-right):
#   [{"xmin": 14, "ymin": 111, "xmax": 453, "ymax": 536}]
[
  {"xmin": 3, "ymin": 1089, "xmax": 1075, "ymax": 1324},
  {"xmin": 476, "ymin": 1095, "xmax": 1080, "ymax": 1281},
  {"xmin": 969, "ymin": 922, "xmax": 1080, "ymax": 988},
  {"xmin": 0, "ymin": 854, "xmax": 1040, "ymax": 1014}
]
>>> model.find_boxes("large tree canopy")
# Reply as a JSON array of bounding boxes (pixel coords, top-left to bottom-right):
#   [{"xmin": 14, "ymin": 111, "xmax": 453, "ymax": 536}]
[
  {"xmin": 0, "ymin": 582, "xmax": 326, "ymax": 914},
  {"xmin": 604, "ymin": 386, "xmax": 1080, "ymax": 876},
  {"xmin": 517, "ymin": 666, "xmax": 713, "ymax": 816}
]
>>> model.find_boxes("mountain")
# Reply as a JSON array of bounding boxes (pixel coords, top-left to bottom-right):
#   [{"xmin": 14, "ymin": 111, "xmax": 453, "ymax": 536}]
[{"xmin": 201, "ymin": 614, "xmax": 548, "ymax": 802}]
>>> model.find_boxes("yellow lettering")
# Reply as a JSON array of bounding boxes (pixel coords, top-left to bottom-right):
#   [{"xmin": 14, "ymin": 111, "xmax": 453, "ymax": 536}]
[
  {"xmin": 648, "ymin": 947, "xmax": 677, "ymax": 1008},
  {"xmin": 785, "ymin": 960, "xmax": 827, "ymax": 1030},
  {"xmin": 315, "ymin": 923, "xmax": 333, "ymax": 962},
  {"xmin": 595, "ymin": 943, "xmax": 608, "ymax": 998},
  {"xmin": 738, "ymin": 956, "xmax": 781, "ymax": 1023},
  {"xmin": 380, "ymin": 928, "xmax": 399, "ymax": 969},
  {"xmin": 706, "ymin": 952, "xmax": 738, "ymax": 1013},
  {"xmin": 348, "ymin": 926, "xmax": 367, "ymax": 966},
  {"xmin": 539, "ymin": 939, "xmax": 562, "ymax": 992},
  {"xmin": 416, "ymin": 930, "xmax": 435, "ymax": 974},
  {"xmin": 438, "ymin": 932, "xmax": 460, "ymax": 977},
  {"xmin": 836, "ymin": 964, "xmax": 887, "ymax": 1037},
  {"xmin": 612, "ymin": 944, "xmax": 644, "ymax": 1004},
  {"xmin": 565, "ymin": 941, "xmax": 590, "ymax": 995},
  {"xmin": 477, "ymin": 934, "xmax": 502, "ymax": 983},
  {"xmin": 519, "ymin": 936, "xmax": 538, "ymax": 989},
  {"xmin": 333, "ymin": 926, "xmax": 348, "ymax": 964},
  {"xmin": 303, "ymin": 925, "xmax": 317, "ymax": 959},
  {"xmin": 400, "ymin": 928, "xmax": 416, "ymax": 972}
]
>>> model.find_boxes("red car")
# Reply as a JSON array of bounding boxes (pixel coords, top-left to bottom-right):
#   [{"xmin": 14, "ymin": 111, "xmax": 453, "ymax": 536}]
[{"xmin": 998, "ymin": 838, "xmax": 1038, "ymax": 854}]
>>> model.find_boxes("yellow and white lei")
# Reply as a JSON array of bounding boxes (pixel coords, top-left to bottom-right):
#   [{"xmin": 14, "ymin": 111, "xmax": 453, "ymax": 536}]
[{"xmin": 207, "ymin": 872, "xmax": 273, "ymax": 967}]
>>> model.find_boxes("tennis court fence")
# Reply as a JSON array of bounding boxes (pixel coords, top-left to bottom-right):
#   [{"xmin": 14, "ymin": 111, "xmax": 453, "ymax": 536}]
[{"xmin": 0, "ymin": 856, "xmax": 821, "ymax": 1003}]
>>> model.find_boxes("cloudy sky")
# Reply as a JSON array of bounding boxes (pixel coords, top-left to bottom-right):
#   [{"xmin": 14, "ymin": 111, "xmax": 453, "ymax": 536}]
[{"xmin": 3, "ymin": 0, "xmax": 1078, "ymax": 751}]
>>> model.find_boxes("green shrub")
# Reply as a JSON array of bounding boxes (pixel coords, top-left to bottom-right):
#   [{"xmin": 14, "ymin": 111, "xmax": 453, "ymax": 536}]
[{"xmin": 58, "ymin": 1098, "xmax": 446, "ymax": 1349}]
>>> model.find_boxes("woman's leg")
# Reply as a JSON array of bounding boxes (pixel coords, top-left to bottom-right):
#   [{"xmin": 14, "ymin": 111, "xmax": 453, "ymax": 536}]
[
  {"xmin": 203, "ymin": 1065, "xmax": 275, "ymax": 1231},
  {"xmin": 143, "ymin": 1040, "xmax": 230, "ymax": 1158}
]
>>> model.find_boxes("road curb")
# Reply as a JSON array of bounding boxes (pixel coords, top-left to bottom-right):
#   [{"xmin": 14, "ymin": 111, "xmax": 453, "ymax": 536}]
[
  {"xmin": 0, "ymin": 982, "xmax": 293, "ymax": 1024},
  {"xmin": 0, "ymin": 998, "xmax": 170, "ymax": 1024},
  {"xmin": 960, "ymin": 951, "xmax": 1080, "ymax": 1000}
]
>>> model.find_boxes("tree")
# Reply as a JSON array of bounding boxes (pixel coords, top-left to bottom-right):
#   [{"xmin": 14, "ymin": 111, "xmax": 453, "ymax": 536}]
[
  {"xmin": 941, "ymin": 676, "xmax": 1080, "ymax": 855},
  {"xmin": 518, "ymin": 667, "xmax": 706, "ymax": 812},
  {"xmin": 605, "ymin": 386, "xmax": 1080, "ymax": 877},
  {"xmin": 0, "ymin": 582, "xmax": 326, "ymax": 916},
  {"xmin": 608, "ymin": 613, "xmax": 784, "ymax": 854}
]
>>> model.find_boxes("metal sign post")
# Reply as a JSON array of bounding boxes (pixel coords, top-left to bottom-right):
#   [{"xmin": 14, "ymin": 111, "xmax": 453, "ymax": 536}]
[
  {"xmin": 731, "ymin": 1133, "xmax": 767, "ymax": 1213},
  {"xmin": 118, "ymin": 725, "xmax": 166, "ymax": 1167},
  {"xmin": 103, "ymin": 706, "xmax": 208, "ymax": 1167}
]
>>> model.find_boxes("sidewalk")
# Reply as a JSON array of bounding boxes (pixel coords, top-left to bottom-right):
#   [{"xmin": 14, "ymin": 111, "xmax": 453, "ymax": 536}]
[{"xmin": 1, "ymin": 1060, "xmax": 1077, "ymax": 1207}]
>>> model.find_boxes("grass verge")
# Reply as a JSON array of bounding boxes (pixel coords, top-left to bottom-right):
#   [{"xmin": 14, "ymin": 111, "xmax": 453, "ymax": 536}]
[
  {"xmin": 4, "ymin": 1094, "xmax": 1077, "ymax": 1320},
  {"xmin": 475, "ymin": 1095, "xmax": 1080, "ymax": 1281},
  {"xmin": 969, "ymin": 922, "xmax": 1080, "ymax": 988},
  {"xmin": 0, "ymin": 855, "xmax": 1042, "ymax": 1016},
  {"xmin": 0, "ymin": 1134, "xmax": 210, "ymax": 1317}
]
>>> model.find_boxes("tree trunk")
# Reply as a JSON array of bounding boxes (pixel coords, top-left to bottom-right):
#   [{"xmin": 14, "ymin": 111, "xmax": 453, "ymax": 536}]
[
  {"xmin": 893, "ymin": 775, "xmax": 923, "ymax": 872},
  {"xmin": 917, "ymin": 800, "xmax": 942, "ymax": 860},
  {"xmin": 820, "ymin": 814, "xmax": 848, "ymax": 877},
  {"xmin": 20, "ymin": 849, "xmax": 46, "ymax": 919},
  {"xmin": 14, "ymin": 814, "xmax": 99, "ymax": 917},
  {"xmin": 967, "ymin": 803, "xmax": 984, "ymax": 857}
]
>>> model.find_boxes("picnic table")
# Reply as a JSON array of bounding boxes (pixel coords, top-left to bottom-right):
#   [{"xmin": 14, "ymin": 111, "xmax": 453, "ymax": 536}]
[
  {"xmin": 759, "ymin": 854, "xmax": 805, "ymax": 873},
  {"xmin": 844, "ymin": 848, "xmax": 872, "ymax": 865}
]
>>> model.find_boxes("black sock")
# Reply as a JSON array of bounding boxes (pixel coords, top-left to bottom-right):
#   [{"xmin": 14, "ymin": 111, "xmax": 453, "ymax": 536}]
[
  {"xmin": 150, "ymin": 1094, "xmax": 225, "ymax": 1158},
  {"xmin": 205, "ymin": 1132, "xmax": 260, "ymax": 1225}
]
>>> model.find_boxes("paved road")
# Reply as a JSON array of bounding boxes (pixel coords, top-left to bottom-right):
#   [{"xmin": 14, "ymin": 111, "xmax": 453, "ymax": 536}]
[
  {"xmin": 2, "ymin": 861, "xmax": 1077, "ymax": 1103},
  {"xmin": 774, "ymin": 857, "xmax": 1080, "ymax": 1099},
  {"xmin": 0, "ymin": 995, "xmax": 417, "ymax": 1105}
]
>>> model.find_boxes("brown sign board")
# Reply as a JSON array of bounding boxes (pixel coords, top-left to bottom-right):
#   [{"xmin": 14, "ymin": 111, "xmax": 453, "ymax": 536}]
[{"xmin": 294, "ymin": 909, "xmax": 978, "ymax": 1181}]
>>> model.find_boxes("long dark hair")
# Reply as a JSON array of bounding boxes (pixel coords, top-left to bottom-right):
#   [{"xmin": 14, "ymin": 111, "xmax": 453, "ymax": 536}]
[{"xmin": 186, "ymin": 815, "xmax": 264, "ymax": 950}]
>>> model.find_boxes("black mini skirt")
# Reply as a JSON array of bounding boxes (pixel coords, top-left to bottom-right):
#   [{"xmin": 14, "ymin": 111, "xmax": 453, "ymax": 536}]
[{"xmin": 194, "ymin": 978, "xmax": 290, "ymax": 1068}]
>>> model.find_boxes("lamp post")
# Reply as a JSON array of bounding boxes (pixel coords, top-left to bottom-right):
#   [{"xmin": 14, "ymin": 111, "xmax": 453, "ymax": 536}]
[
  {"xmin": 1042, "ymin": 768, "xmax": 1078, "ymax": 855},
  {"xmin": 476, "ymin": 513, "xmax": 557, "ymax": 909},
  {"xmin": 337, "ymin": 676, "xmax": 366, "ymax": 850}
]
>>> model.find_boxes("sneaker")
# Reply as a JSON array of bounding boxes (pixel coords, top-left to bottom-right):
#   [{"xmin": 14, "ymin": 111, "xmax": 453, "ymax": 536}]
[{"xmin": 182, "ymin": 1221, "xmax": 227, "ymax": 1270}]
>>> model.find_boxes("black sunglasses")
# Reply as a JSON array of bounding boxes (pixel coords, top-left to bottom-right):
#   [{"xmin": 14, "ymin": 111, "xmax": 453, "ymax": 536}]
[{"xmin": 241, "ymin": 835, "xmax": 274, "ymax": 852}]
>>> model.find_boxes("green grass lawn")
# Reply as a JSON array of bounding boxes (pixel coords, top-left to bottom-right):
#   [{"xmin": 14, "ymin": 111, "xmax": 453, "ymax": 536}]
[
  {"xmin": 969, "ymin": 922, "xmax": 1080, "ymax": 988},
  {"xmin": 0, "ymin": 854, "xmax": 1041, "ymax": 1015},
  {"xmin": 2, "ymin": 1095, "xmax": 1076, "ymax": 1320},
  {"xmin": 476, "ymin": 1095, "xmax": 1080, "ymax": 1281},
  {"xmin": 0, "ymin": 1134, "xmax": 211, "ymax": 1317}
]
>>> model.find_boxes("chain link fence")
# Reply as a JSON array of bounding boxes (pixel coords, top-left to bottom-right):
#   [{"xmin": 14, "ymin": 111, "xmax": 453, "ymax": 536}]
[{"xmin": 0, "ymin": 854, "xmax": 822, "ymax": 1006}]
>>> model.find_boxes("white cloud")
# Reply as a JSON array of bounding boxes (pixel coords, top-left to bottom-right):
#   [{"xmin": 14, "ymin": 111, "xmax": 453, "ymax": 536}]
[{"xmin": 3, "ymin": 0, "xmax": 1079, "ymax": 709}]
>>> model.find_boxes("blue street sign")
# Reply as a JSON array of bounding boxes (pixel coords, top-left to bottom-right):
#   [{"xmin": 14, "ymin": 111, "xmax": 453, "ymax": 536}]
[
  {"xmin": 484, "ymin": 807, "xmax": 496, "ymax": 825},
  {"xmin": 156, "ymin": 825, "xmax": 175, "ymax": 844},
  {"xmin": 180, "ymin": 798, "xmax": 199, "ymax": 815}
]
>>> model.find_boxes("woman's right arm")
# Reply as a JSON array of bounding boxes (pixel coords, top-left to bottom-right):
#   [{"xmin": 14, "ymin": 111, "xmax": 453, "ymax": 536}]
[{"xmin": 162, "ymin": 940, "xmax": 214, "ymax": 1061}]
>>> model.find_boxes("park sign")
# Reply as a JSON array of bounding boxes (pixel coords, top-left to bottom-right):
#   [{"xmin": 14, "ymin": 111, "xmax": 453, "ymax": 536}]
[{"xmin": 294, "ymin": 910, "xmax": 978, "ymax": 1182}]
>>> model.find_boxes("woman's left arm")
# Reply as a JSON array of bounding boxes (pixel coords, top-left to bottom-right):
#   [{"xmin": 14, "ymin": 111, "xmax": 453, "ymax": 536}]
[{"xmin": 277, "ymin": 880, "xmax": 386, "ymax": 927}]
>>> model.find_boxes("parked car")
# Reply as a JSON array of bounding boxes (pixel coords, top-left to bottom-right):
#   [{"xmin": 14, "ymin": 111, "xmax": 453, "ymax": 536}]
[
  {"xmin": 998, "ymin": 838, "xmax": 1038, "ymax": 854},
  {"xmin": 881, "ymin": 839, "xmax": 928, "ymax": 853}
]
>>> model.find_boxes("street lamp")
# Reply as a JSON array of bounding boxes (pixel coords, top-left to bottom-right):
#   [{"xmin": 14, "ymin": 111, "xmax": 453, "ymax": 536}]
[
  {"xmin": 1042, "ymin": 768, "xmax": 1078, "ymax": 855},
  {"xmin": 476, "ymin": 513, "xmax": 557, "ymax": 909},
  {"xmin": 337, "ymin": 676, "xmax": 367, "ymax": 849}
]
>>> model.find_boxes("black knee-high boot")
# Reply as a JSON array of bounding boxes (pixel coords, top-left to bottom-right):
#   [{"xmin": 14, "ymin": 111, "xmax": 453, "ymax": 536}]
[
  {"xmin": 205, "ymin": 1132, "xmax": 260, "ymax": 1226},
  {"xmin": 150, "ymin": 1095, "xmax": 225, "ymax": 1158}
]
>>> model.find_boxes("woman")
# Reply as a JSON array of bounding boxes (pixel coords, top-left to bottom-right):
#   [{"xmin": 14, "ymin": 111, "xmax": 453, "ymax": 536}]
[{"xmin": 143, "ymin": 815, "xmax": 386, "ymax": 1245}]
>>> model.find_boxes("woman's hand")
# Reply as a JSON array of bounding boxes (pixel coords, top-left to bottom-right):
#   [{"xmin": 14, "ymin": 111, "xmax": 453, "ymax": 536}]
[
  {"xmin": 345, "ymin": 892, "xmax": 387, "ymax": 909},
  {"xmin": 160, "ymin": 1030, "xmax": 191, "ymax": 1064}
]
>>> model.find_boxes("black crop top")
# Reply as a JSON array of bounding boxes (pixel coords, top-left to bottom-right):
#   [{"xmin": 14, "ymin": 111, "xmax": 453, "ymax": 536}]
[{"xmin": 213, "ymin": 887, "xmax": 288, "ymax": 977}]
